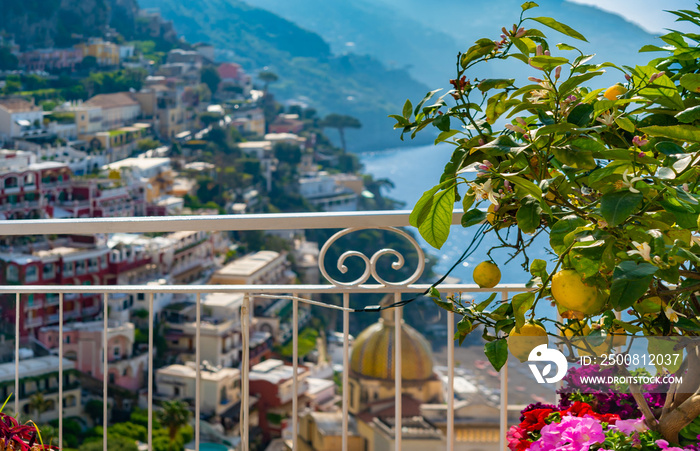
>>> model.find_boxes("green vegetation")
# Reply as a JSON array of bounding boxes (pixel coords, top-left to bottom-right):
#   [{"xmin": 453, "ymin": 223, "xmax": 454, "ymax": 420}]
[{"xmin": 277, "ymin": 327, "xmax": 318, "ymax": 357}]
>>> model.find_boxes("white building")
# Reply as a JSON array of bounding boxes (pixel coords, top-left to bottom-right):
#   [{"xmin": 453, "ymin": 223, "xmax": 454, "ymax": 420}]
[
  {"xmin": 298, "ymin": 171, "xmax": 360, "ymax": 211},
  {"xmin": 0, "ymin": 98, "xmax": 46, "ymax": 140},
  {"xmin": 156, "ymin": 362, "xmax": 241, "ymax": 416}
]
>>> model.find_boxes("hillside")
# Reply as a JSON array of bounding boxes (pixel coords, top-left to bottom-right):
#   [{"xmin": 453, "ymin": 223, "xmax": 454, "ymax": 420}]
[
  {"xmin": 138, "ymin": 0, "xmax": 433, "ymax": 151},
  {"xmin": 243, "ymin": 0, "xmax": 661, "ymax": 89}
]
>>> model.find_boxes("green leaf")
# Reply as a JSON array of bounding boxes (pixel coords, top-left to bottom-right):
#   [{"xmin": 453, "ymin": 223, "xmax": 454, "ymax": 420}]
[
  {"xmin": 552, "ymin": 146, "xmax": 596, "ymax": 169},
  {"xmin": 570, "ymin": 248, "xmax": 602, "ymax": 279},
  {"xmin": 600, "ymin": 190, "xmax": 643, "ymax": 227},
  {"xmin": 536, "ymin": 123, "xmax": 576, "ymax": 137},
  {"xmin": 633, "ymin": 65, "xmax": 684, "ymax": 110},
  {"xmin": 566, "ymin": 103, "xmax": 594, "ymax": 127},
  {"xmin": 521, "ymin": 1, "xmax": 539, "ymax": 11},
  {"xmin": 528, "ymin": 17, "xmax": 588, "ymax": 41},
  {"xmin": 485, "ymin": 92, "xmax": 507, "ymax": 124},
  {"xmin": 501, "ymin": 174, "xmax": 543, "ymax": 198},
  {"xmin": 414, "ymin": 89, "xmax": 442, "ymax": 116},
  {"xmin": 457, "ymin": 316, "xmax": 473, "ymax": 332},
  {"xmin": 410, "ymin": 185, "xmax": 441, "ymax": 227},
  {"xmin": 529, "ymin": 55, "xmax": 569, "ymax": 71},
  {"xmin": 433, "ymin": 114, "xmax": 450, "ymax": 132},
  {"xmin": 655, "ymin": 141, "xmax": 684, "ymax": 155},
  {"xmin": 432, "ymin": 296, "xmax": 454, "ymax": 312},
  {"xmin": 417, "ymin": 186, "xmax": 455, "ymax": 249},
  {"xmin": 675, "ymin": 105, "xmax": 700, "ymax": 124},
  {"xmin": 435, "ymin": 130, "xmax": 460, "ymax": 145},
  {"xmin": 461, "ymin": 208, "xmax": 487, "ymax": 228},
  {"xmin": 550, "ymin": 216, "xmax": 587, "ymax": 253},
  {"xmin": 475, "ymin": 292, "xmax": 498, "ymax": 312},
  {"xmin": 657, "ymin": 167, "xmax": 676, "ymax": 180},
  {"xmin": 478, "ymin": 79, "xmax": 515, "ymax": 92},
  {"xmin": 615, "ymin": 116, "xmax": 636, "ymax": 133},
  {"xmin": 559, "ymin": 72, "xmax": 603, "ymax": 96},
  {"xmin": 462, "ymin": 191, "xmax": 476, "ymax": 212},
  {"xmin": 402, "ymin": 99, "xmax": 413, "ymax": 119},
  {"xmin": 679, "ymin": 73, "xmax": 700, "ymax": 93},
  {"xmin": 461, "ymin": 39, "xmax": 497, "ymax": 67},
  {"xmin": 516, "ymin": 196, "xmax": 542, "ymax": 234},
  {"xmin": 512, "ymin": 292, "xmax": 535, "ymax": 330},
  {"xmin": 641, "ymin": 125, "xmax": 700, "ymax": 143},
  {"xmin": 484, "ymin": 339, "xmax": 508, "ymax": 371},
  {"xmin": 610, "ymin": 261, "xmax": 657, "ymax": 310},
  {"xmin": 530, "ymin": 259, "xmax": 548, "ymax": 279},
  {"xmin": 556, "ymin": 43, "xmax": 578, "ymax": 52},
  {"xmin": 639, "ymin": 44, "xmax": 668, "ymax": 52}
]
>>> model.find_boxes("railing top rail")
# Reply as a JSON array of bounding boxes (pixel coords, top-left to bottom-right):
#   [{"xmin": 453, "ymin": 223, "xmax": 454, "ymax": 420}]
[
  {"xmin": 0, "ymin": 283, "xmax": 529, "ymax": 294},
  {"xmin": 0, "ymin": 209, "xmax": 462, "ymax": 235}
]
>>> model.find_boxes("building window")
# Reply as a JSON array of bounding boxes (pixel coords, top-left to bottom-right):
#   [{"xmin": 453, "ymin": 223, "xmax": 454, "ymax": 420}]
[
  {"xmin": 75, "ymin": 260, "xmax": 86, "ymax": 275},
  {"xmin": 25, "ymin": 266, "xmax": 38, "ymax": 283},
  {"xmin": 101, "ymin": 255, "xmax": 108, "ymax": 269},
  {"xmin": 63, "ymin": 261, "xmax": 74, "ymax": 276},
  {"xmin": 6, "ymin": 265, "xmax": 18, "ymax": 282},
  {"xmin": 113, "ymin": 346, "xmax": 120, "ymax": 357},
  {"xmin": 4, "ymin": 177, "xmax": 18, "ymax": 189},
  {"xmin": 43, "ymin": 263, "xmax": 55, "ymax": 279},
  {"xmin": 89, "ymin": 258, "xmax": 98, "ymax": 272}
]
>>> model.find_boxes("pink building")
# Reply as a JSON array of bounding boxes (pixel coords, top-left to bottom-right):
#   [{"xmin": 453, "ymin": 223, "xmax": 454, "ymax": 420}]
[
  {"xmin": 18, "ymin": 48, "xmax": 84, "ymax": 72},
  {"xmin": 38, "ymin": 320, "xmax": 147, "ymax": 391}
]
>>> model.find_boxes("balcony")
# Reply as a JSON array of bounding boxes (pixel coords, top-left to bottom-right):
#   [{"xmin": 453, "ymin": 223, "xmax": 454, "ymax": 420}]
[{"xmin": 0, "ymin": 211, "xmax": 528, "ymax": 451}]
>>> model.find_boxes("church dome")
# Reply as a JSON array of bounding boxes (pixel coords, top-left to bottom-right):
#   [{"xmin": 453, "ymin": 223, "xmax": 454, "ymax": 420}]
[{"xmin": 350, "ymin": 313, "xmax": 434, "ymax": 381}]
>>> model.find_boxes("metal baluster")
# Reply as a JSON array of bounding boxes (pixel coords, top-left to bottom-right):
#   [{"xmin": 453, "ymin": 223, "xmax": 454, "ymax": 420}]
[
  {"xmin": 148, "ymin": 293, "xmax": 154, "ymax": 451},
  {"xmin": 196, "ymin": 292, "xmax": 201, "ymax": 451},
  {"xmin": 292, "ymin": 295, "xmax": 298, "ymax": 450},
  {"xmin": 59, "ymin": 292, "xmax": 64, "ymax": 449},
  {"xmin": 394, "ymin": 294, "xmax": 402, "ymax": 451},
  {"xmin": 342, "ymin": 293, "xmax": 349, "ymax": 451},
  {"xmin": 241, "ymin": 294, "xmax": 250, "ymax": 451},
  {"xmin": 14, "ymin": 293, "xmax": 19, "ymax": 415},
  {"xmin": 447, "ymin": 301, "xmax": 455, "ymax": 451},
  {"xmin": 103, "ymin": 293, "xmax": 108, "ymax": 451},
  {"xmin": 500, "ymin": 292, "xmax": 509, "ymax": 451}
]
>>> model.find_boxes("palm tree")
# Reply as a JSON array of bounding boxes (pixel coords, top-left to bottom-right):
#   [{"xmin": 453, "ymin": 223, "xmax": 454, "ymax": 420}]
[
  {"xmin": 257, "ymin": 70, "xmax": 279, "ymax": 93},
  {"xmin": 157, "ymin": 400, "xmax": 191, "ymax": 441},
  {"xmin": 319, "ymin": 114, "xmax": 362, "ymax": 152},
  {"xmin": 28, "ymin": 392, "xmax": 50, "ymax": 424}
]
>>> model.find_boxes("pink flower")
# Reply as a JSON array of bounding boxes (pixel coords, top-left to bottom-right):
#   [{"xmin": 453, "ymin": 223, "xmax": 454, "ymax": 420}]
[
  {"xmin": 530, "ymin": 416, "xmax": 605, "ymax": 451},
  {"xmin": 655, "ymin": 439, "xmax": 685, "ymax": 451},
  {"xmin": 612, "ymin": 417, "xmax": 647, "ymax": 436},
  {"xmin": 632, "ymin": 135, "xmax": 648, "ymax": 147}
]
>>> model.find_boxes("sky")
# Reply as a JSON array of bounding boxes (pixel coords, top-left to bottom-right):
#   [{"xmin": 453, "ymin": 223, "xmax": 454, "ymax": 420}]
[{"xmin": 566, "ymin": 0, "xmax": 697, "ymax": 34}]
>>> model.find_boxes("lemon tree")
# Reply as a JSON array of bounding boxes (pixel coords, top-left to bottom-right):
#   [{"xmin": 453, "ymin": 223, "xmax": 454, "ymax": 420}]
[{"xmin": 393, "ymin": 2, "xmax": 700, "ymax": 443}]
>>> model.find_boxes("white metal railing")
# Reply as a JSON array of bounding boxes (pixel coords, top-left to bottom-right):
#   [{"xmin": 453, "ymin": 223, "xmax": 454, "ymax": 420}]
[{"xmin": 0, "ymin": 211, "xmax": 528, "ymax": 451}]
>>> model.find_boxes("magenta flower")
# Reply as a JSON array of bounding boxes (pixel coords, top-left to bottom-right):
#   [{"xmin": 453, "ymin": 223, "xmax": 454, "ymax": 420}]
[
  {"xmin": 655, "ymin": 439, "xmax": 686, "ymax": 451},
  {"xmin": 632, "ymin": 135, "xmax": 649, "ymax": 147},
  {"xmin": 612, "ymin": 417, "xmax": 646, "ymax": 435},
  {"xmin": 530, "ymin": 416, "xmax": 605, "ymax": 451}
]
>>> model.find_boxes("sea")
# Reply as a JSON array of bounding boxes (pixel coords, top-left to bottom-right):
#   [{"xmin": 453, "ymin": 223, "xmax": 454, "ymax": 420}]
[{"xmin": 359, "ymin": 143, "xmax": 551, "ymax": 294}]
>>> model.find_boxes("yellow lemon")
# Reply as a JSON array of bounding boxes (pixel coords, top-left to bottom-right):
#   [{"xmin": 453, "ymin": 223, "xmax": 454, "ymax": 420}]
[
  {"xmin": 551, "ymin": 270, "xmax": 601, "ymax": 315},
  {"xmin": 473, "ymin": 261, "xmax": 501, "ymax": 288},
  {"xmin": 486, "ymin": 204, "xmax": 497, "ymax": 225},
  {"xmin": 604, "ymin": 83, "xmax": 628, "ymax": 101},
  {"xmin": 508, "ymin": 322, "xmax": 549, "ymax": 362},
  {"xmin": 563, "ymin": 321, "xmax": 590, "ymax": 338}
]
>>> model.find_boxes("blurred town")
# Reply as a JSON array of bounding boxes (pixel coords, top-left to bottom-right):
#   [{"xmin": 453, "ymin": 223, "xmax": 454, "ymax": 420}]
[{"xmin": 0, "ymin": 7, "xmax": 555, "ymax": 451}]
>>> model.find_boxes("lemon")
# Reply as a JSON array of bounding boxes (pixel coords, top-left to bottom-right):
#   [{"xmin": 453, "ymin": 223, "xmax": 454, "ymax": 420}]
[
  {"xmin": 508, "ymin": 322, "xmax": 549, "ymax": 362},
  {"xmin": 604, "ymin": 83, "xmax": 627, "ymax": 101},
  {"xmin": 473, "ymin": 261, "xmax": 501, "ymax": 288},
  {"xmin": 563, "ymin": 321, "xmax": 590, "ymax": 338},
  {"xmin": 551, "ymin": 270, "xmax": 601, "ymax": 315}
]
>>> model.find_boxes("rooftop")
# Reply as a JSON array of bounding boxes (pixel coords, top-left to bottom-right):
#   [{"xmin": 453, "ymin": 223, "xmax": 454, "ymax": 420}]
[
  {"xmin": 214, "ymin": 251, "xmax": 282, "ymax": 278},
  {"xmin": 249, "ymin": 359, "xmax": 304, "ymax": 384},
  {"xmin": 157, "ymin": 362, "xmax": 240, "ymax": 382},
  {"xmin": 84, "ymin": 92, "xmax": 139, "ymax": 109},
  {"xmin": 103, "ymin": 157, "xmax": 171, "ymax": 172},
  {"xmin": 0, "ymin": 356, "xmax": 75, "ymax": 382},
  {"xmin": 0, "ymin": 98, "xmax": 40, "ymax": 113}
]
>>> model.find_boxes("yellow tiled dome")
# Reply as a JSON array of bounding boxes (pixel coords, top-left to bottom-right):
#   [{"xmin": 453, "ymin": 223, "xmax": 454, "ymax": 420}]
[{"xmin": 350, "ymin": 317, "xmax": 434, "ymax": 381}]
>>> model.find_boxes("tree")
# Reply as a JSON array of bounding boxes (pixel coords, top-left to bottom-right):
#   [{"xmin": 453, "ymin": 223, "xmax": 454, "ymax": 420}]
[
  {"xmin": 85, "ymin": 399, "xmax": 104, "ymax": 425},
  {"xmin": 79, "ymin": 435, "xmax": 139, "ymax": 451},
  {"xmin": 201, "ymin": 65, "xmax": 221, "ymax": 97},
  {"xmin": 81, "ymin": 55, "xmax": 98, "ymax": 72},
  {"xmin": 0, "ymin": 46, "xmax": 18, "ymax": 70},
  {"xmin": 395, "ymin": 3, "xmax": 700, "ymax": 445},
  {"xmin": 157, "ymin": 400, "xmax": 191, "ymax": 441},
  {"xmin": 28, "ymin": 392, "xmax": 50, "ymax": 424},
  {"xmin": 258, "ymin": 70, "xmax": 278, "ymax": 92},
  {"xmin": 320, "ymin": 113, "xmax": 362, "ymax": 152}
]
